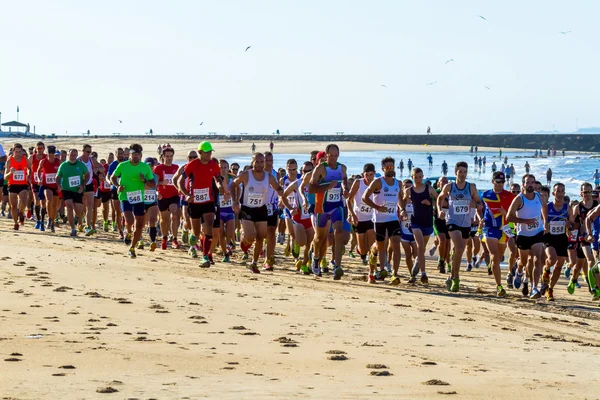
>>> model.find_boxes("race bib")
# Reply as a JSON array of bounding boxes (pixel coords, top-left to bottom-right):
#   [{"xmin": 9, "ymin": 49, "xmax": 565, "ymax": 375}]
[
  {"xmin": 523, "ymin": 218, "xmax": 540, "ymax": 233},
  {"xmin": 68, "ymin": 176, "xmax": 80, "ymax": 188},
  {"xmin": 326, "ymin": 187, "xmax": 341, "ymax": 203},
  {"xmin": 357, "ymin": 204, "xmax": 372, "ymax": 214},
  {"xmin": 164, "ymin": 174, "xmax": 174, "ymax": 186},
  {"xmin": 248, "ymin": 192, "xmax": 264, "ymax": 207},
  {"xmin": 549, "ymin": 220, "xmax": 566, "ymax": 235},
  {"xmin": 287, "ymin": 195, "xmax": 297, "ymax": 209},
  {"xmin": 569, "ymin": 229, "xmax": 578, "ymax": 241},
  {"xmin": 193, "ymin": 188, "xmax": 210, "ymax": 203},
  {"xmin": 127, "ymin": 190, "xmax": 142, "ymax": 204},
  {"xmin": 383, "ymin": 201, "xmax": 397, "ymax": 214},
  {"xmin": 45, "ymin": 173, "xmax": 56, "ymax": 184},
  {"xmin": 13, "ymin": 170, "xmax": 25, "ymax": 181},
  {"xmin": 301, "ymin": 204, "xmax": 310, "ymax": 219},
  {"xmin": 144, "ymin": 189, "xmax": 156, "ymax": 203},
  {"xmin": 453, "ymin": 200, "xmax": 470, "ymax": 215},
  {"xmin": 102, "ymin": 180, "xmax": 111, "ymax": 190},
  {"xmin": 220, "ymin": 196, "xmax": 233, "ymax": 208},
  {"xmin": 500, "ymin": 225, "xmax": 513, "ymax": 238},
  {"xmin": 266, "ymin": 203, "xmax": 274, "ymax": 215}
]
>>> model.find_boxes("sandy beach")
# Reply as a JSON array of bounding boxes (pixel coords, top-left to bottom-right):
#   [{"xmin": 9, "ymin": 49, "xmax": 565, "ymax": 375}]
[
  {"xmin": 1, "ymin": 213, "xmax": 599, "ymax": 399},
  {"xmin": 3, "ymin": 137, "xmax": 529, "ymax": 161}
]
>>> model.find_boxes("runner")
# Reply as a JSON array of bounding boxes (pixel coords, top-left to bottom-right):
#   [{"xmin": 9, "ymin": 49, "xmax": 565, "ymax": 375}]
[
  {"xmin": 154, "ymin": 146, "xmax": 181, "ymax": 250},
  {"xmin": 4, "ymin": 143, "xmax": 30, "ymax": 230},
  {"xmin": 361, "ymin": 157, "xmax": 402, "ymax": 284},
  {"xmin": 309, "ymin": 144, "xmax": 349, "ymax": 279},
  {"xmin": 0, "ymin": 144, "xmax": 7, "ymax": 217},
  {"xmin": 111, "ymin": 144, "xmax": 156, "ymax": 258},
  {"xmin": 441, "ymin": 160, "xmax": 448, "ymax": 176},
  {"xmin": 437, "ymin": 161, "xmax": 483, "ymax": 292},
  {"xmin": 107, "ymin": 147, "xmax": 126, "ymax": 239},
  {"xmin": 263, "ymin": 151, "xmax": 281, "ymax": 271},
  {"xmin": 399, "ymin": 179, "xmax": 417, "ymax": 279},
  {"xmin": 400, "ymin": 167, "xmax": 437, "ymax": 284},
  {"xmin": 177, "ymin": 142, "xmax": 229, "ymax": 267},
  {"xmin": 281, "ymin": 159, "xmax": 301, "ymax": 262},
  {"xmin": 433, "ymin": 176, "xmax": 450, "ymax": 273},
  {"xmin": 37, "ymin": 145, "xmax": 61, "ymax": 232},
  {"xmin": 347, "ymin": 163, "xmax": 376, "ymax": 266},
  {"xmin": 480, "ymin": 172, "xmax": 515, "ymax": 296},
  {"xmin": 56, "ymin": 149, "xmax": 88, "ymax": 236},
  {"xmin": 93, "ymin": 155, "xmax": 112, "ymax": 232},
  {"xmin": 139, "ymin": 157, "xmax": 159, "ymax": 251},
  {"xmin": 506, "ymin": 174, "xmax": 547, "ymax": 299},
  {"xmin": 173, "ymin": 150, "xmax": 198, "ymax": 246},
  {"xmin": 79, "ymin": 144, "xmax": 102, "ymax": 236},
  {"xmin": 569, "ymin": 182, "xmax": 598, "ymax": 294},
  {"xmin": 29, "ymin": 142, "xmax": 47, "ymax": 229},
  {"xmin": 543, "ymin": 183, "xmax": 573, "ymax": 301},
  {"xmin": 398, "ymin": 159, "xmax": 404, "ymax": 176},
  {"xmin": 232, "ymin": 152, "xmax": 283, "ymax": 273},
  {"xmin": 218, "ymin": 159, "xmax": 236, "ymax": 262}
]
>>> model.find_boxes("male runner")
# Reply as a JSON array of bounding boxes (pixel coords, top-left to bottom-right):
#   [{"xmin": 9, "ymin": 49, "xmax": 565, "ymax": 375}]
[
  {"xmin": 37, "ymin": 145, "xmax": 61, "ymax": 232},
  {"xmin": 29, "ymin": 142, "xmax": 47, "ymax": 229},
  {"xmin": 56, "ymin": 149, "xmax": 88, "ymax": 236},
  {"xmin": 4, "ymin": 143, "xmax": 30, "ymax": 230},
  {"xmin": 154, "ymin": 146, "xmax": 181, "ymax": 250},
  {"xmin": 347, "ymin": 163, "xmax": 376, "ymax": 266}
]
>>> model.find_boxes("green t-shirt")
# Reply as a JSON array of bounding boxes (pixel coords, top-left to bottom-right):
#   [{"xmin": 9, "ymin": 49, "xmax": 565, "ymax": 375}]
[
  {"xmin": 112, "ymin": 161, "xmax": 154, "ymax": 203},
  {"xmin": 57, "ymin": 160, "xmax": 88, "ymax": 192}
]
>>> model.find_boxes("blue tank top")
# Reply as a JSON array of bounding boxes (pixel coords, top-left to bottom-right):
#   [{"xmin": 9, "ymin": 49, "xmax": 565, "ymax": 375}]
[
  {"xmin": 0, "ymin": 160, "xmax": 5, "ymax": 180},
  {"xmin": 547, "ymin": 201, "xmax": 568, "ymax": 236},
  {"xmin": 320, "ymin": 163, "xmax": 344, "ymax": 211}
]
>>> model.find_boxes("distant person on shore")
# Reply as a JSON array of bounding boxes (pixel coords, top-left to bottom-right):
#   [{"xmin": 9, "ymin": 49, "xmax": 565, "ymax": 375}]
[
  {"xmin": 593, "ymin": 169, "xmax": 600, "ymax": 187},
  {"xmin": 562, "ymin": 150, "xmax": 566, "ymax": 157},
  {"xmin": 427, "ymin": 126, "xmax": 431, "ymax": 134},
  {"xmin": 427, "ymin": 154, "xmax": 433, "ymax": 167},
  {"xmin": 398, "ymin": 159, "xmax": 404, "ymax": 175},
  {"xmin": 504, "ymin": 156, "xmax": 508, "ymax": 165},
  {"xmin": 470, "ymin": 145, "xmax": 474, "ymax": 153},
  {"xmin": 525, "ymin": 161, "xmax": 530, "ymax": 174},
  {"xmin": 482, "ymin": 156, "xmax": 486, "ymax": 167},
  {"xmin": 535, "ymin": 149, "xmax": 539, "ymax": 157},
  {"xmin": 407, "ymin": 158, "xmax": 413, "ymax": 171},
  {"xmin": 499, "ymin": 149, "xmax": 502, "ymax": 159},
  {"xmin": 441, "ymin": 160, "xmax": 448, "ymax": 176},
  {"xmin": 475, "ymin": 146, "xmax": 479, "ymax": 154},
  {"xmin": 251, "ymin": 143, "xmax": 256, "ymax": 154},
  {"xmin": 491, "ymin": 162, "xmax": 497, "ymax": 173},
  {"xmin": 504, "ymin": 165, "xmax": 511, "ymax": 183},
  {"xmin": 546, "ymin": 168, "xmax": 553, "ymax": 186},
  {"xmin": 473, "ymin": 155, "xmax": 478, "ymax": 169},
  {"xmin": 269, "ymin": 140, "xmax": 274, "ymax": 153},
  {"xmin": 478, "ymin": 157, "xmax": 483, "ymax": 170}
]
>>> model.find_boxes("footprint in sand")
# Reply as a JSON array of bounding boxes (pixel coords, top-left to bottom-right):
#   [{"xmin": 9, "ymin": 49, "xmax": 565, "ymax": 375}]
[
  {"xmin": 96, "ymin": 387, "xmax": 118, "ymax": 393},
  {"xmin": 326, "ymin": 350, "xmax": 347, "ymax": 361},
  {"xmin": 366, "ymin": 364, "xmax": 387, "ymax": 369},
  {"xmin": 423, "ymin": 379, "xmax": 450, "ymax": 386}
]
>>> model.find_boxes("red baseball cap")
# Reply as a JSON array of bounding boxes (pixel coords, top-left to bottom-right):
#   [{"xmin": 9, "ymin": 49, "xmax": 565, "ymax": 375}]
[{"xmin": 315, "ymin": 151, "xmax": 326, "ymax": 162}]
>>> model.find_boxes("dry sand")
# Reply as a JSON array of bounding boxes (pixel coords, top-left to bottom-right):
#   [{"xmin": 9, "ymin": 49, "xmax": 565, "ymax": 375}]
[
  {"xmin": 1, "ymin": 214, "xmax": 599, "ymax": 399},
  {"xmin": 5, "ymin": 137, "xmax": 528, "ymax": 161}
]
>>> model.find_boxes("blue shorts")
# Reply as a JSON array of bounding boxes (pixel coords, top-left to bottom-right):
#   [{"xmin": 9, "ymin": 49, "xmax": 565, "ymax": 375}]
[
  {"xmin": 592, "ymin": 231, "xmax": 599, "ymax": 250},
  {"xmin": 220, "ymin": 211, "xmax": 235, "ymax": 224},
  {"xmin": 121, "ymin": 200, "xmax": 145, "ymax": 217},
  {"xmin": 401, "ymin": 232, "xmax": 415, "ymax": 242},
  {"xmin": 410, "ymin": 223, "xmax": 433, "ymax": 237},
  {"xmin": 483, "ymin": 227, "xmax": 508, "ymax": 244},
  {"xmin": 315, "ymin": 207, "xmax": 344, "ymax": 229},
  {"xmin": 328, "ymin": 215, "xmax": 351, "ymax": 233}
]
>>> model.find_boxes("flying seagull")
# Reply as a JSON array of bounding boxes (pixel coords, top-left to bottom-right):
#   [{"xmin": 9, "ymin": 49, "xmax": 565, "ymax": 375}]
[
  {"xmin": 380, "ymin": 84, "xmax": 387, "ymax": 88},
  {"xmin": 426, "ymin": 81, "xmax": 438, "ymax": 86},
  {"xmin": 478, "ymin": 15, "xmax": 487, "ymax": 21},
  {"xmin": 485, "ymin": 86, "xmax": 491, "ymax": 90},
  {"xmin": 119, "ymin": 120, "xmax": 122, "ymax": 123},
  {"xmin": 199, "ymin": 122, "xmax": 204, "ymax": 126},
  {"xmin": 560, "ymin": 31, "xmax": 572, "ymax": 35},
  {"xmin": 245, "ymin": 46, "xmax": 251, "ymax": 52},
  {"xmin": 445, "ymin": 59, "xmax": 454, "ymax": 64}
]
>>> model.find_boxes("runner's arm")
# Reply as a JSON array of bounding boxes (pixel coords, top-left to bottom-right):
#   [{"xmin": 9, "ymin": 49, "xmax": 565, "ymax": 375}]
[
  {"xmin": 506, "ymin": 196, "xmax": 528, "ymax": 224},
  {"xmin": 4, "ymin": 159, "xmax": 12, "ymax": 179},
  {"xmin": 470, "ymin": 183, "xmax": 483, "ymax": 211},
  {"xmin": 584, "ymin": 205, "xmax": 600, "ymax": 238},
  {"xmin": 346, "ymin": 180, "xmax": 360, "ymax": 221},
  {"xmin": 308, "ymin": 165, "xmax": 330, "ymax": 194},
  {"xmin": 281, "ymin": 181, "xmax": 298, "ymax": 210},
  {"xmin": 436, "ymin": 183, "xmax": 451, "ymax": 217},
  {"xmin": 177, "ymin": 170, "xmax": 190, "ymax": 197},
  {"xmin": 268, "ymin": 174, "xmax": 284, "ymax": 196}
]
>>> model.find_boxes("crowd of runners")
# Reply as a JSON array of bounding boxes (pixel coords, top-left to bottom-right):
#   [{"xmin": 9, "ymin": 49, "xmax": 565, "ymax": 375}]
[{"xmin": 1, "ymin": 141, "xmax": 600, "ymax": 305}]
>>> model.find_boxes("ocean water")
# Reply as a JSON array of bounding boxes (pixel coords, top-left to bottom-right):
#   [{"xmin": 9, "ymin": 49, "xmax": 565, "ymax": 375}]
[{"xmin": 178, "ymin": 149, "xmax": 598, "ymax": 198}]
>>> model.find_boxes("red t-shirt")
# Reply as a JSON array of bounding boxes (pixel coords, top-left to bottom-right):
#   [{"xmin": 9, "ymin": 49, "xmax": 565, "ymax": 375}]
[
  {"xmin": 183, "ymin": 159, "xmax": 219, "ymax": 203},
  {"xmin": 31, "ymin": 154, "xmax": 47, "ymax": 184},
  {"xmin": 39, "ymin": 158, "xmax": 61, "ymax": 188},
  {"xmin": 154, "ymin": 163, "xmax": 179, "ymax": 199},
  {"xmin": 99, "ymin": 164, "xmax": 112, "ymax": 192}
]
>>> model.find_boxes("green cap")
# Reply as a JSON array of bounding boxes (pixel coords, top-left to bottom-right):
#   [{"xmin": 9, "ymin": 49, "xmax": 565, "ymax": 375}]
[{"xmin": 198, "ymin": 141, "xmax": 214, "ymax": 153}]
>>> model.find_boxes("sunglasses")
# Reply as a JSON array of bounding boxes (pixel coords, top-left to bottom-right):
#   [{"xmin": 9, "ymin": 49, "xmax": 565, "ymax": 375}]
[
  {"xmin": 495, "ymin": 180, "xmax": 505, "ymax": 183},
  {"xmin": 231, "ymin": 168, "xmax": 239, "ymax": 171},
  {"xmin": 582, "ymin": 191, "xmax": 592, "ymax": 194},
  {"xmin": 188, "ymin": 156, "xmax": 198, "ymax": 160},
  {"xmin": 85, "ymin": 151, "xmax": 92, "ymax": 154},
  {"xmin": 383, "ymin": 166, "xmax": 395, "ymax": 170},
  {"xmin": 303, "ymin": 169, "xmax": 313, "ymax": 173},
  {"xmin": 511, "ymin": 190, "xmax": 520, "ymax": 194}
]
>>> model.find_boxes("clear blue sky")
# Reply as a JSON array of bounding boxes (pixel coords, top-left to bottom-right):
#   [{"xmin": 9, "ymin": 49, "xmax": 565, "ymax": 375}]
[{"xmin": 1, "ymin": 0, "xmax": 598, "ymax": 135}]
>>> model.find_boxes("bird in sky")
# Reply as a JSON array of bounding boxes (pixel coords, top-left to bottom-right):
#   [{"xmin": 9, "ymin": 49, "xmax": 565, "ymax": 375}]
[
  {"xmin": 485, "ymin": 86, "xmax": 491, "ymax": 90},
  {"xmin": 445, "ymin": 59, "xmax": 454, "ymax": 64},
  {"xmin": 560, "ymin": 31, "xmax": 572, "ymax": 35},
  {"xmin": 199, "ymin": 122, "xmax": 204, "ymax": 126},
  {"xmin": 426, "ymin": 81, "xmax": 438, "ymax": 86},
  {"xmin": 118, "ymin": 120, "xmax": 122, "ymax": 123},
  {"xmin": 380, "ymin": 85, "xmax": 387, "ymax": 88},
  {"xmin": 245, "ymin": 46, "xmax": 251, "ymax": 52},
  {"xmin": 478, "ymin": 15, "xmax": 487, "ymax": 21}
]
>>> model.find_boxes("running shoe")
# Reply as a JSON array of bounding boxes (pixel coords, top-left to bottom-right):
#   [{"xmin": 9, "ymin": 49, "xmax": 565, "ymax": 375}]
[
  {"xmin": 445, "ymin": 276, "xmax": 452, "ymax": 291},
  {"xmin": 78, "ymin": 225, "xmax": 84, "ymax": 233},
  {"xmin": 513, "ymin": 272, "xmax": 523, "ymax": 289},
  {"xmin": 189, "ymin": 234, "xmax": 198, "ymax": 247},
  {"xmin": 70, "ymin": 228, "xmax": 77, "ymax": 236},
  {"xmin": 150, "ymin": 241, "xmax": 157, "ymax": 252},
  {"xmin": 522, "ymin": 279, "xmax": 529, "ymax": 296},
  {"xmin": 530, "ymin": 287, "xmax": 541, "ymax": 299},
  {"xmin": 0, "ymin": 211, "xmax": 4, "ymax": 217},
  {"xmin": 85, "ymin": 227, "xmax": 94, "ymax": 237},
  {"xmin": 124, "ymin": 233, "xmax": 132, "ymax": 246},
  {"xmin": 375, "ymin": 269, "xmax": 388, "ymax": 281},
  {"xmin": 199, "ymin": 256, "xmax": 211, "ymax": 268},
  {"xmin": 429, "ymin": 245, "xmax": 437, "ymax": 257},
  {"xmin": 497, "ymin": 285, "xmax": 506, "ymax": 297},
  {"xmin": 367, "ymin": 274, "xmax": 376, "ymax": 284},
  {"xmin": 7, "ymin": 212, "xmax": 11, "ymax": 219},
  {"xmin": 542, "ymin": 268, "xmax": 551, "ymax": 286},
  {"xmin": 362, "ymin": 257, "xmax": 368, "ymax": 266},
  {"xmin": 564, "ymin": 267, "xmax": 571, "ymax": 279},
  {"xmin": 284, "ymin": 243, "xmax": 291, "ymax": 257},
  {"xmin": 172, "ymin": 239, "xmax": 181, "ymax": 249},
  {"xmin": 103, "ymin": 220, "xmax": 109, "ymax": 232},
  {"xmin": 574, "ymin": 280, "xmax": 581, "ymax": 289},
  {"xmin": 592, "ymin": 288, "xmax": 600, "ymax": 301},
  {"xmin": 589, "ymin": 265, "xmax": 599, "ymax": 290},
  {"xmin": 301, "ymin": 264, "xmax": 311, "ymax": 275},
  {"xmin": 295, "ymin": 259, "xmax": 303, "ymax": 272},
  {"xmin": 249, "ymin": 262, "xmax": 260, "ymax": 274},
  {"xmin": 263, "ymin": 263, "xmax": 274, "ymax": 272},
  {"xmin": 208, "ymin": 254, "xmax": 214, "ymax": 265},
  {"xmin": 161, "ymin": 238, "xmax": 168, "ymax": 250},
  {"xmin": 39, "ymin": 223, "xmax": 45, "ymax": 232},
  {"xmin": 450, "ymin": 278, "xmax": 460, "ymax": 292},
  {"xmin": 506, "ymin": 273, "xmax": 514, "ymax": 289},
  {"xmin": 465, "ymin": 263, "xmax": 473, "ymax": 272},
  {"xmin": 34, "ymin": 220, "xmax": 41, "ymax": 230},
  {"xmin": 420, "ymin": 274, "xmax": 429, "ymax": 285},
  {"xmin": 333, "ymin": 266, "xmax": 344, "ymax": 280},
  {"xmin": 407, "ymin": 275, "xmax": 417, "ymax": 284},
  {"xmin": 389, "ymin": 274, "xmax": 400, "ymax": 285},
  {"xmin": 292, "ymin": 243, "xmax": 300, "ymax": 259},
  {"xmin": 112, "ymin": 222, "xmax": 118, "ymax": 232},
  {"xmin": 567, "ymin": 280, "xmax": 576, "ymax": 295},
  {"xmin": 412, "ymin": 261, "xmax": 420, "ymax": 277},
  {"xmin": 137, "ymin": 241, "xmax": 144, "ymax": 250},
  {"xmin": 474, "ymin": 257, "xmax": 481, "ymax": 269},
  {"xmin": 321, "ymin": 258, "xmax": 328, "ymax": 272},
  {"xmin": 128, "ymin": 248, "xmax": 136, "ymax": 258},
  {"xmin": 222, "ymin": 255, "xmax": 230, "ymax": 263},
  {"xmin": 50, "ymin": 223, "xmax": 55, "ymax": 233},
  {"xmin": 438, "ymin": 259, "xmax": 446, "ymax": 274},
  {"xmin": 348, "ymin": 250, "xmax": 356, "ymax": 259},
  {"xmin": 384, "ymin": 262, "xmax": 392, "ymax": 274},
  {"xmin": 241, "ymin": 251, "xmax": 249, "ymax": 261},
  {"xmin": 540, "ymin": 284, "xmax": 548, "ymax": 296},
  {"xmin": 277, "ymin": 233, "xmax": 285, "ymax": 245},
  {"xmin": 182, "ymin": 230, "xmax": 189, "ymax": 244},
  {"xmin": 188, "ymin": 247, "xmax": 198, "ymax": 258},
  {"xmin": 13, "ymin": 223, "xmax": 19, "ymax": 231},
  {"xmin": 311, "ymin": 258, "xmax": 321, "ymax": 276},
  {"xmin": 119, "ymin": 231, "xmax": 124, "ymax": 240},
  {"xmin": 546, "ymin": 287, "xmax": 555, "ymax": 301}
]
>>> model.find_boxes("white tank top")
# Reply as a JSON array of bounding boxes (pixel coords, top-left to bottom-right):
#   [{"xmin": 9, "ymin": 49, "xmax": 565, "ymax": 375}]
[
  {"xmin": 81, "ymin": 157, "xmax": 93, "ymax": 185},
  {"xmin": 516, "ymin": 192, "xmax": 543, "ymax": 237},
  {"xmin": 242, "ymin": 171, "xmax": 269, "ymax": 208},
  {"xmin": 293, "ymin": 179, "xmax": 311, "ymax": 219},
  {"xmin": 372, "ymin": 177, "xmax": 400, "ymax": 223},
  {"xmin": 353, "ymin": 179, "xmax": 373, "ymax": 222}
]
